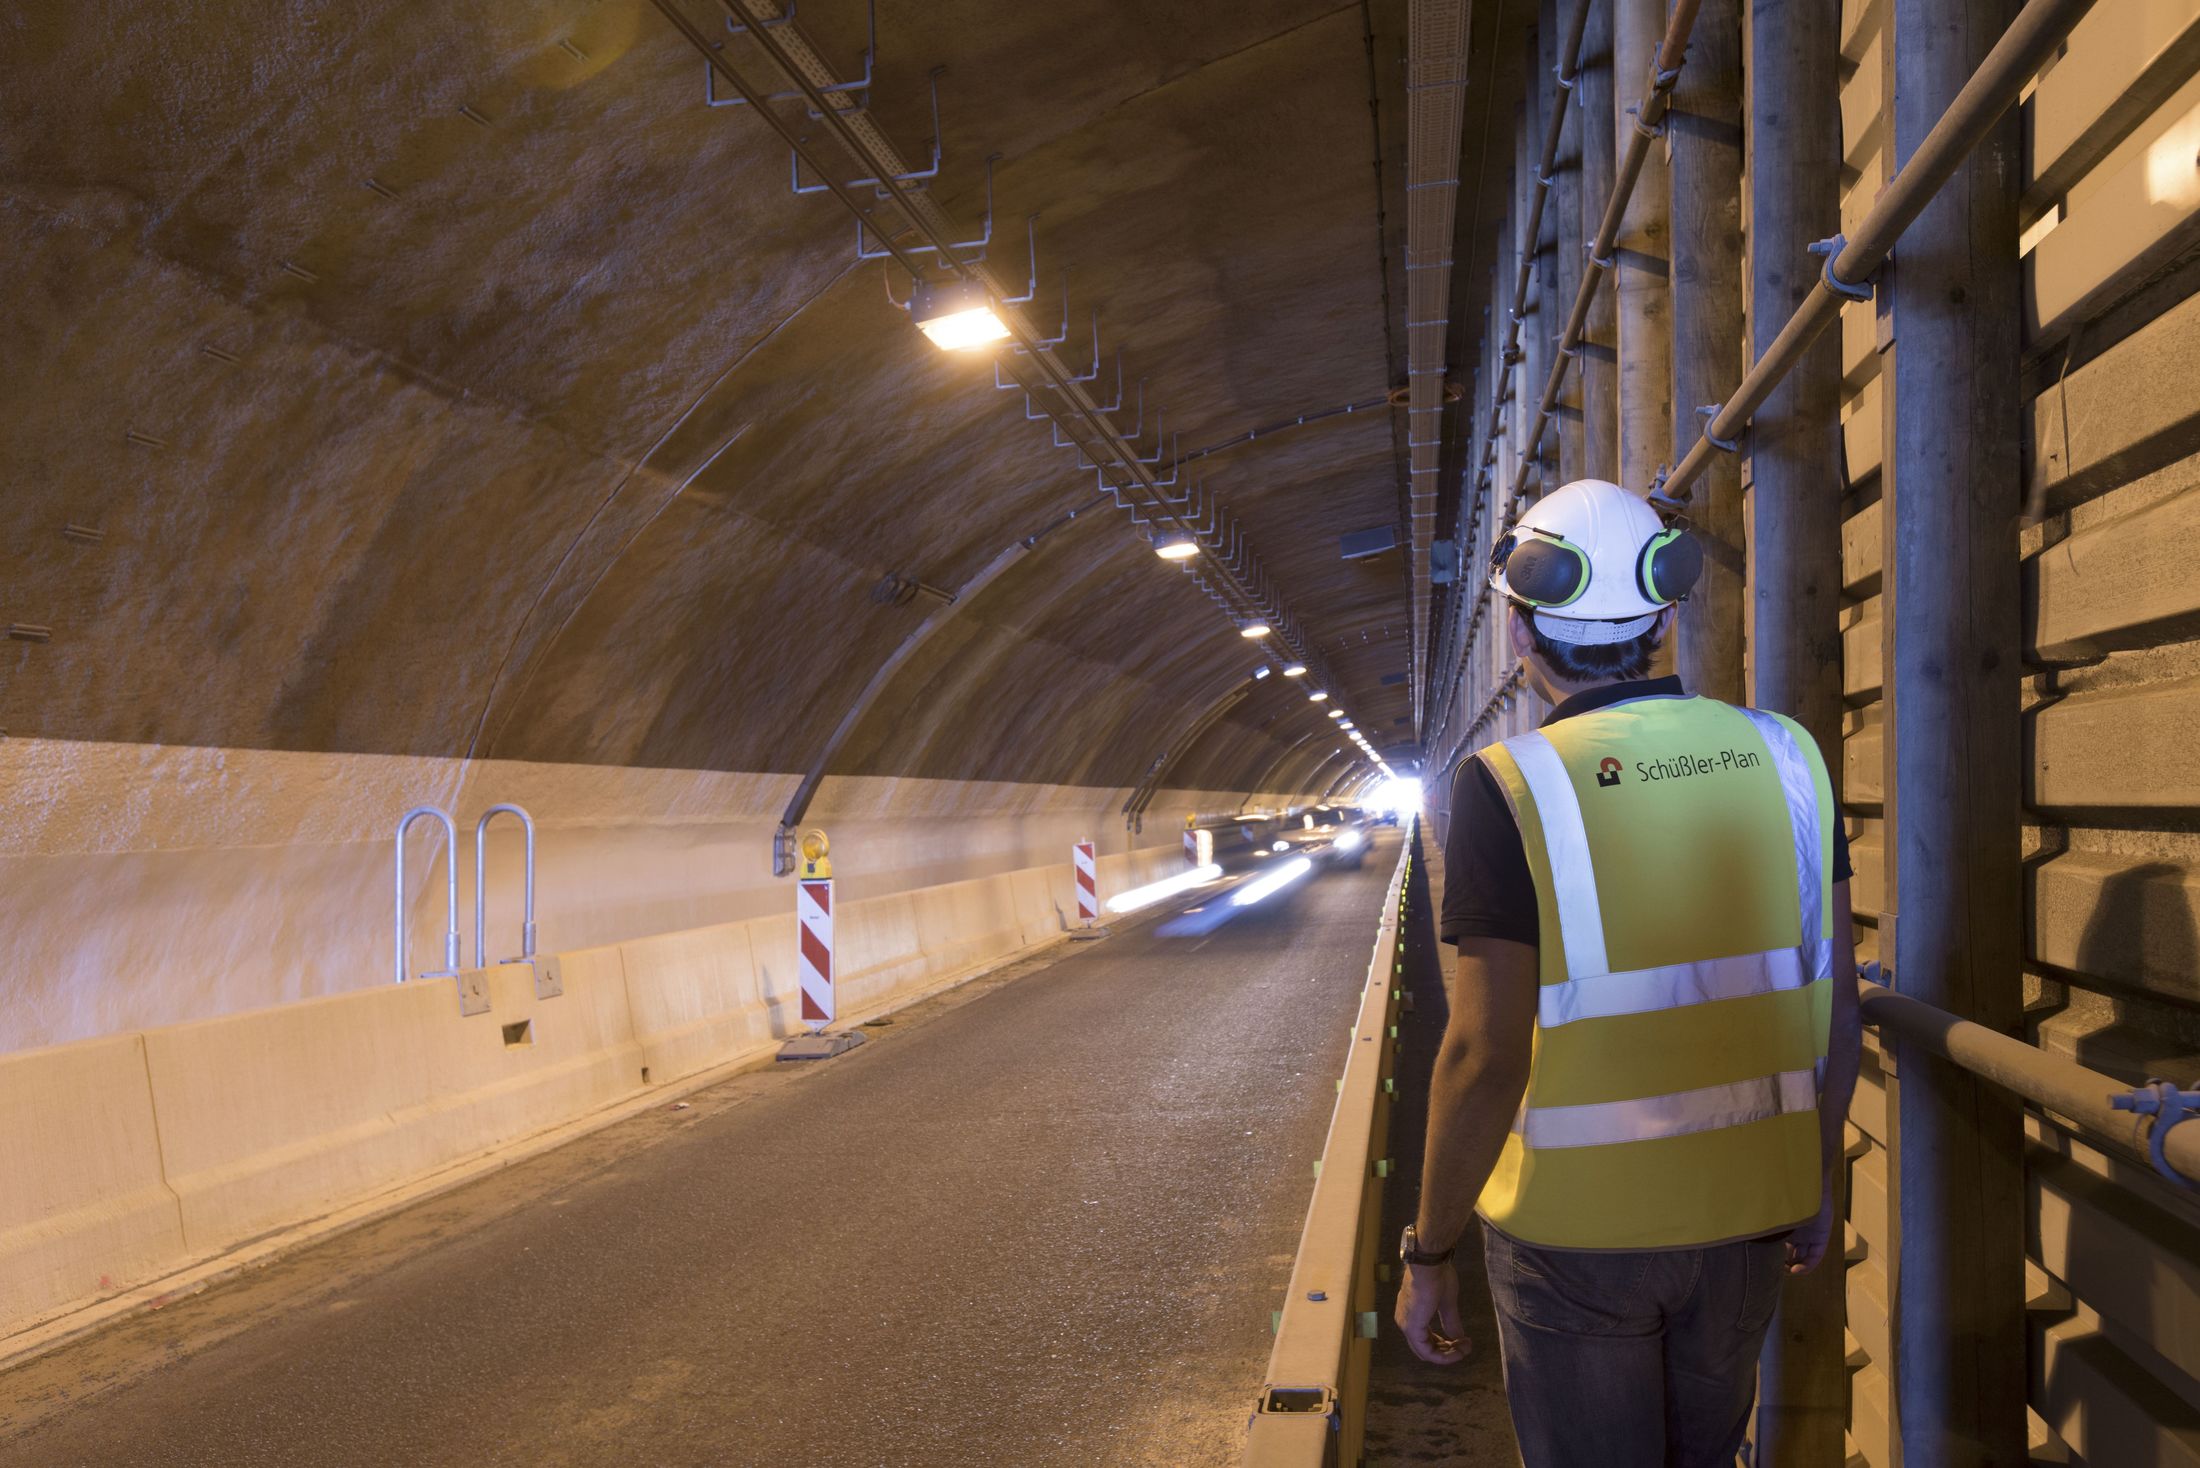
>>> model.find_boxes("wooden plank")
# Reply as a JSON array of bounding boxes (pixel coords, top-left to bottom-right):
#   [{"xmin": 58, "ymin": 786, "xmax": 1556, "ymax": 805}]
[
  {"xmin": 1842, "ymin": 496, "xmax": 1882, "ymax": 595},
  {"xmin": 2031, "ymin": 1312, "xmax": 2200, "ymax": 1468},
  {"xmin": 1843, "ymin": 596, "xmax": 1883, "ymax": 703},
  {"xmin": 2027, "ymin": 72, "xmax": 2200, "ymax": 341},
  {"xmin": 2026, "ymin": 480, "xmax": 2200, "ymax": 662},
  {"xmin": 2032, "ymin": 1145, "xmax": 2200, "ymax": 1388},
  {"xmin": 1851, "ymin": 1133, "xmax": 1891, "ymax": 1254},
  {"xmin": 1845, "ymin": 708, "xmax": 1884, "ymax": 807},
  {"xmin": 1848, "ymin": 1254, "xmax": 1891, "ymax": 1369},
  {"xmin": 1842, "ymin": 376, "xmax": 1882, "ymax": 486},
  {"xmin": 2029, "ymin": 674, "xmax": 2200, "ymax": 812},
  {"xmin": 2026, "ymin": 0, "xmax": 2200, "ymax": 215},
  {"xmin": 2031, "ymin": 273, "xmax": 2200, "ymax": 500},
  {"xmin": 1848, "ymin": 816, "xmax": 1885, "ymax": 916},
  {"xmin": 2029, "ymin": 850, "xmax": 2200, "ymax": 1006},
  {"xmin": 1851, "ymin": 1361, "xmax": 1894, "ymax": 1468}
]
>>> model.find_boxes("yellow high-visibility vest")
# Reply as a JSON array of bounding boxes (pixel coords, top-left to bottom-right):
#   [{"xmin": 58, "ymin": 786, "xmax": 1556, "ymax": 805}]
[{"xmin": 1475, "ymin": 693, "xmax": 1835, "ymax": 1250}]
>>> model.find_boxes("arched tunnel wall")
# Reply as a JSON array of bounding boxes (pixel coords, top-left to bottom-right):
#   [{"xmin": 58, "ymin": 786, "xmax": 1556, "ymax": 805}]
[{"xmin": 0, "ymin": 1, "xmax": 1424, "ymax": 1052}]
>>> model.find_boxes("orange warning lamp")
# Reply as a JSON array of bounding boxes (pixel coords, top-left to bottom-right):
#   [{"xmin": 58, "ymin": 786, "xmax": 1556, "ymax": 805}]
[{"xmin": 799, "ymin": 827, "xmax": 832, "ymax": 880}]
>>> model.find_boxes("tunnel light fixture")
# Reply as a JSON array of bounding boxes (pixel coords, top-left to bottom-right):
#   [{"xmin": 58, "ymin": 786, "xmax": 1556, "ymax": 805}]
[
  {"xmin": 1240, "ymin": 621, "xmax": 1272, "ymax": 639},
  {"xmin": 1154, "ymin": 532, "xmax": 1201, "ymax": 561},
  {"xmin": 1328, "ymin": 709, "xmax": 1345, "ymax": 720},
  {"xmin": 1340, "ymin": 721, "xmax": 1356, "ymax": 731},
  {"xmin": 910, "ymin": 279, "xmax": 1010, "ymax": 350},
  {"xmin": 1282, "ymin": 664, "xmax": 1308, "ymax": 677},
  {"xmin": 1253, "ymin": 665, "xmax": 1272, "ymax": 680},
  {"xmin": 1308, "ymin": 690, "xmax": 1329, "ymax": 702}
]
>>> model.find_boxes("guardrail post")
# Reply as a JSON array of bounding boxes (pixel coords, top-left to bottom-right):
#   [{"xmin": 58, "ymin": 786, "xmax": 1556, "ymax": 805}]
[{"xmin": 1885, "ymin": 0, "xmax": 2029, "ymax": 1458}]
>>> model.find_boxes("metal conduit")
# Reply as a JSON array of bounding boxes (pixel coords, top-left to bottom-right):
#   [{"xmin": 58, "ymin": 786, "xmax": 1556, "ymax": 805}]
[
  {"xmin": 1859, "ymin": 976, "xmax": 2200, "ymax": 1184},
  {"xmin": 1401, "ymin": 0, "xmax": 1474, "ymax": 739},
  {"xmin": 652, "ymin": 0, "xmax": 1340, "ymax": 699},
  {"xmin": 1656, "ymin": 0, "xmax": 2098, "ymax": 506}
]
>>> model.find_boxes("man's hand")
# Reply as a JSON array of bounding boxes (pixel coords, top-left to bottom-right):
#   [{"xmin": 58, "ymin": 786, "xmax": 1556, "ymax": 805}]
[
  {"xmin": 1394, "ymin": 1260, "xmax": 1469, "ymax": 1364},
  {"xmin": 1785, "ymin": 1177, "xmax": 1839, "ymax": 1275}
]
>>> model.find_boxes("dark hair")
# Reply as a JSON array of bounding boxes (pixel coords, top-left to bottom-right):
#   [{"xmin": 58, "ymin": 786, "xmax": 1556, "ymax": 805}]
[{"xmin": 1527, "ymin": 612, "xmax": 1663, "ymax": 682}]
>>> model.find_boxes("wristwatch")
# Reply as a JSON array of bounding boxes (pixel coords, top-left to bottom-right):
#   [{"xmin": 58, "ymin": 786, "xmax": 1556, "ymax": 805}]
[{"xmin": 1400, "ymin": 1222, "xmax": 1454, "ymax": 1267}]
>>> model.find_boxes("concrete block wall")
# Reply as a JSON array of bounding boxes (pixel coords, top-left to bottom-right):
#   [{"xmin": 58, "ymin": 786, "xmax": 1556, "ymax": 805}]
[{"xmin": 0, "ymin": 834, "xmax": 1205, "ymax": 1351}]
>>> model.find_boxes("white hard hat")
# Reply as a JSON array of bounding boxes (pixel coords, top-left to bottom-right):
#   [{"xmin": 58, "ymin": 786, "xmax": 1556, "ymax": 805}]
[{"xmin": 1488, "ymin": 478, "xmax": 1702, "ymax": 646}]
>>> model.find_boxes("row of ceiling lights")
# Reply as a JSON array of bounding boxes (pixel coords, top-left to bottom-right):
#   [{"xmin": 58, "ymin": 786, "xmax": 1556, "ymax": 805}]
[{"xmin": 911, "ymin": 269, "xmax": 1393, "ymax": 780}]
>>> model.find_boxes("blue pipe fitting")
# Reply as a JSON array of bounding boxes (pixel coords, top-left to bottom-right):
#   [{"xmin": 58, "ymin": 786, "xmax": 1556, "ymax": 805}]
[{"xmin": 2110, "ymin": 1079, "xmax": 2200, "ymax": 1188}]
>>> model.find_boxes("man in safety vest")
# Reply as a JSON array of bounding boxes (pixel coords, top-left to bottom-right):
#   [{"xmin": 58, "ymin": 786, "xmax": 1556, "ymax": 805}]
[{"xmin": 1394, "ymin": 478, "xmax": 1862, "ymax": 1467}]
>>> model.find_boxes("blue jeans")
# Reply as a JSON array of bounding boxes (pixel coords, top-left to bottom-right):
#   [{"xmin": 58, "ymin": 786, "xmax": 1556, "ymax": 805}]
[{"xmin": 1482, "ymin": 1224, "xmax": 1787, "ymax": 1468}]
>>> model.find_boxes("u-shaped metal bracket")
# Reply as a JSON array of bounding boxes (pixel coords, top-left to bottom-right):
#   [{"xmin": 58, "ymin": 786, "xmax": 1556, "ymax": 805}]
[
  {"xmin": 395, "ymin": 806, "xmax": 462, "ymax": 986},
  {"xmin": 475, "ymin": 804, "xmax": 539, "ymax": 968}
]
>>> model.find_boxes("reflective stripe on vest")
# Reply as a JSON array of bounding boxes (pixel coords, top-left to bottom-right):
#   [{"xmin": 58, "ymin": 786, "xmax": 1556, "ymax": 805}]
[
  {"xmin": 1537, "ymin": 943, "xmax": 1834, "ymax": 1028},
  {"xmin": 1514, "ymin": 1067, "xmax": 1819, "ymax": 1149},
  {"xmin": 1504, "ymin": 716, "xmax": 1829, "ymax": 1027}
]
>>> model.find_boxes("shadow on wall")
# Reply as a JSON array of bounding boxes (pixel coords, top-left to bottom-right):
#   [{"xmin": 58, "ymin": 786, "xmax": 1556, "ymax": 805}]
[{"xmin": 2069, "ymin": 861, "xmax": 2200, "ymax": 1079}]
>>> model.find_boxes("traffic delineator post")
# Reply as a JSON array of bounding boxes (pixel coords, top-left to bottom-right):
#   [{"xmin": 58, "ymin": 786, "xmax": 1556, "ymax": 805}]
[
  {"xmin": 1068, "ymin": 838, "xmax": 1109, "ymax": 941},
  {"xmin": 778, "ymin": 827, "xmax": 866, "ymax": 1061}
]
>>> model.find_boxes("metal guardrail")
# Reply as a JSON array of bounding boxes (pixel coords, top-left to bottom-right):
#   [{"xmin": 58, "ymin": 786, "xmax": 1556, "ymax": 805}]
[
  {"xmin": 1243, "ymin": 830, "xmax": 1414, "ymax": 1467},
  {"xmin": 1858, "ymin": 968, "xmax": 2200, "ymax": 1186}
]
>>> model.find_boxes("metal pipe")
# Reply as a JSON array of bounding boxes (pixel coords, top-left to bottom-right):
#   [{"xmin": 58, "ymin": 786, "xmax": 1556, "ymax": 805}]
[
  {"xmin": 394, "ymin": 806, "xmax": 461, "ymax": 985},
  {"xmin": 1860, "ymin": 979, "xmax": 2200, "ymax": 1183},
  {"xmin": 474, "ymin": 803, "xmax": 538, "ymax": 967},
  {"xmin": 1659, "ymin": 0, "xmax": 2099, "ymax": 505},
  {"xmin": 655, "ymin": 0, "xmax": 1336, "ymax": 697}
]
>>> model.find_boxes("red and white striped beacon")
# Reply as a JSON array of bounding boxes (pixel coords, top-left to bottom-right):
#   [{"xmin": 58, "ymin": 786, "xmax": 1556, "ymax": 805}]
[
  {"xmin": 1073, "ymin": 840, "xmax": 1099, "ymax": 925},
  {"xmin": 778, "ymin": 826, "xmax": 865, "ymax": 1060}
]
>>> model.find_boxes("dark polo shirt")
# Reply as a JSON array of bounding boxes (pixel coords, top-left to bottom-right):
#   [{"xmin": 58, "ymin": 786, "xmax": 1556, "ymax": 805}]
[{"xmin": 1440, "ymin": 676, "xmax": 1854, "ymax": 947}]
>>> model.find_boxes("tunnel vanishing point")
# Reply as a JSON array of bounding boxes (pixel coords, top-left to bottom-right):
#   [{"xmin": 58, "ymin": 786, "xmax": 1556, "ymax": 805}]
[{"xmin": 3, "ymin": 0, "xmax": 2200, "ymax": 1464}]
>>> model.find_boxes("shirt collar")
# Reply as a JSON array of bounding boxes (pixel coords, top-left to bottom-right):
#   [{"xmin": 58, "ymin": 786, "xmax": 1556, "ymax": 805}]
[{"xmin": 1540, "ymin": 675, "xmax": 1687, "ymax": 727}]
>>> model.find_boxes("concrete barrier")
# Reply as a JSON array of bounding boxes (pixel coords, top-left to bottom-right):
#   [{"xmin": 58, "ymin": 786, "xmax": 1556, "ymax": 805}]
[
  {"xmin": 143, "ymin": 947, "xmax": 644, "ymax": 1253},
  {"xmin": 1, "ymin": 838, "xmax": 1196, "ymax": 1352},
  {"xmin": 618, "ymin": 922, "xmax": 764, "ymax": 1087},
  {"xmin": 0, "ymin": 1032, "xmax": 185, "ymax": 1333}
]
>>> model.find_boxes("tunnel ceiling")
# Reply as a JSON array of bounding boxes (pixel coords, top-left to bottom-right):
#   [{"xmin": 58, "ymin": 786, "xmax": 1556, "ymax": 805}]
[{"xmin": 0, "ymin": 0, "xmax": 1525, "ymax": 794}]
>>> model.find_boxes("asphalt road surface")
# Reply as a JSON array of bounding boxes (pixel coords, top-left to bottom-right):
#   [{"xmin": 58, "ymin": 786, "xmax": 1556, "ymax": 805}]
[{"xmin": 0, "ymin": 833, "xmax": 1404, "ymax": 1468}]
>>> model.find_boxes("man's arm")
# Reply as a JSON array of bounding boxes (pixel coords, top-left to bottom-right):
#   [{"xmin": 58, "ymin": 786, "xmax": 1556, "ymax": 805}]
[
  {"xmin": 1395, "ymin": 935, "xmax": 1538, "ymax": 1364},
  {"xmin": 1787, "ymin": 879, "xmax": 1864, "ymax": 1274}
]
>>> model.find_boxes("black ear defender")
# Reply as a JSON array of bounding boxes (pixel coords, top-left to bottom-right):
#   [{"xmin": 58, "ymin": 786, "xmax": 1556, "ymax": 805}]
[
  {"xmin": 1494, "ymin": 529, "xmax": 1593, "ymax": 608},
  {"xmin": 1637, "ymin": 525, "xmax": 1704, "ymax": 605}
]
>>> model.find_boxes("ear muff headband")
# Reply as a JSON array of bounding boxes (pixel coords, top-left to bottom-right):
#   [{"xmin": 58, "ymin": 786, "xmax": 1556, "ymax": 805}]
[
  {"xmin": 1503, "ymin": 533, "xmax": 1592, "ymax": 608},
  {"xmin": 1638, "ymin": 526, "xmax": 1704, "ymax": 604}
]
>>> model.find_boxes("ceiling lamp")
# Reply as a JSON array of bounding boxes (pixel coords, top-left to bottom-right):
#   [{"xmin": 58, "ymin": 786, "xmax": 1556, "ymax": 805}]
[
  {"xmin": 910, "ymin": 279, "xmax": 1010, "ymax": 350},
  {"xmin": 1153, "ymin": 532, "xmax": 1200, "ymax": 561},
  {"xmin": 1240, "ymin": 621, "xmax": 1272, "ymax": 639},
  {"xmin": 1308, "ymin": 690, "xmax": 1329, "ymax": 702},
  {"xmin": 1340, "ymin": 721, "xmax": 1356, "ymax": 730},
  {"xmin": 1328, "ymin": 710, "xmax": 1345, "ymax": 720},
  {"xmin": 1253, "ymin": 666, "xmax": 1272, "ymax": 680},
  {"xmin": 1282, "ymin": 663, "xmax": 1307, "ymax": 677}
]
